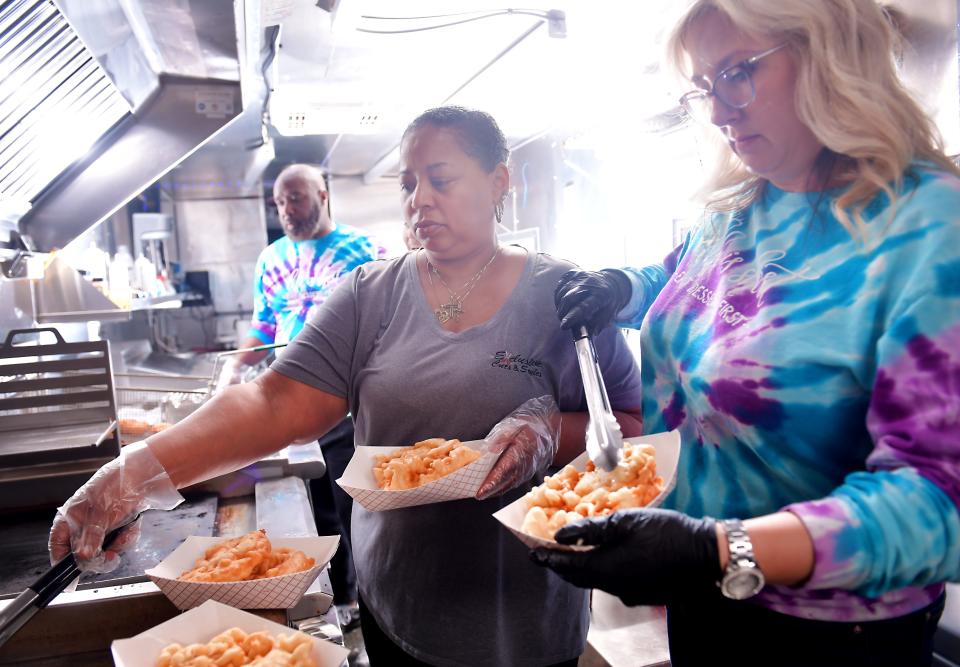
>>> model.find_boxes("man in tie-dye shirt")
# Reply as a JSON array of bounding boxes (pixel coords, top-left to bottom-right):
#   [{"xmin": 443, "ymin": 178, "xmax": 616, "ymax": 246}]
[
  {"xmin": 230, "ymin": 163, "xmax": 384, "ymax": 629},
  {"xmin": 536, "ymin": 1, "xmax": 960, "ymax": 665},
  {"xmin": 234, "ymin": 164, "xmax": 385, "ymax": 360}
]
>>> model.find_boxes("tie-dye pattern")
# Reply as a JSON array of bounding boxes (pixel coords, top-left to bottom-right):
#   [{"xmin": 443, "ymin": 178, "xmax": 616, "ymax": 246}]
[
  {"xmin": 248, "ymin": 224, "xmax": 385, "ymax": 345},
  {"xmin": 616, "ymin": 164, "xmax": 960, "ymax": 621}
]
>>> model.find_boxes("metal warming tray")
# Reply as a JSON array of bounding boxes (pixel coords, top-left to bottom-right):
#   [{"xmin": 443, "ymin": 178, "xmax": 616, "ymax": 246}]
[{"xmin": 0, "ymin": 327, "xmax": 120, "ymax": 511}]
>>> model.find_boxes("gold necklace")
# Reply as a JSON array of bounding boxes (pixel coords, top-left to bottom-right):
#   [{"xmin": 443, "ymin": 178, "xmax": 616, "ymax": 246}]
[{"xmin": 426, "ymin": 247, "xmax": 500, "ymax": 323}]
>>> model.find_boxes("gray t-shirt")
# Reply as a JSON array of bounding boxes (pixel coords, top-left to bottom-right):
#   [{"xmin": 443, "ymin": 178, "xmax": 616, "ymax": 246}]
[{"xmin": 274, "ymin": 250, "xmax": 642, "ymax": 667}]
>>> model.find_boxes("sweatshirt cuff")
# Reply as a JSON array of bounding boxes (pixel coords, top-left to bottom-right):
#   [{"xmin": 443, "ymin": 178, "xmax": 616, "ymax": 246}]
[{"xmin": 783, "ymin": 497, "xmax": 866, "ymax": 591}]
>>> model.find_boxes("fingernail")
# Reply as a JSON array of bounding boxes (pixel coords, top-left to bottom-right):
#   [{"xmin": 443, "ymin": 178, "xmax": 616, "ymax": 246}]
[{"xmin": 530, "ymin": 550, "xmax": 547, "ymax": 565}]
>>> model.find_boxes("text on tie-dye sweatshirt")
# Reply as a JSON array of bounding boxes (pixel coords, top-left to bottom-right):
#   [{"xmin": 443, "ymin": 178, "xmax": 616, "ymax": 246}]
[
  {"xmin": 249, "ymin": 223, "xmax": 385, "ymax": 345},
  {"xmin": 616, "ymin": 164, "xmax": 960, "ymax": 621}
]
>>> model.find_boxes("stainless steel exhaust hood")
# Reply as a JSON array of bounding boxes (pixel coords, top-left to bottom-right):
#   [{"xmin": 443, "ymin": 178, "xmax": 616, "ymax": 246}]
[{"xmin": 17, "ymin": 0, "xmax": 242, "ymax": 252}]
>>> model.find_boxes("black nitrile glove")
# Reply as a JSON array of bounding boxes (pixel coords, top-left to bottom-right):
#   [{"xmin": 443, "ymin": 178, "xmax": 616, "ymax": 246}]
[
  {"xmin": 554, "ymin": 269, "xmax": 633, "ymax": 335},
  {"xmin": 530, "ymin": 508, "xmax": 722, "ymax": 607}
]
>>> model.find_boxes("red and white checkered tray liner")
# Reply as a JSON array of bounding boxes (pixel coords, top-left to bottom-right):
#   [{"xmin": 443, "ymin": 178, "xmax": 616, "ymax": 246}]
[
  {"xmin": 336, "ymin": 439, "xmax": 498, "ymax": 511},
  {"xmin": 145, "ymin": 535, "xmax": 339, "ymax": 610},
  {"xmin": 492, "ymin": 430, "xmax": 681, "ymax": 551},
  {"xmin": 111, "ymin": 599, "xmax": 349, "ymax": 667}
]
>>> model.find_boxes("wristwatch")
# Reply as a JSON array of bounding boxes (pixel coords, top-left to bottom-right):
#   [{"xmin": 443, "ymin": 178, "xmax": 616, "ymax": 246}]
[{"xmin": 719, "ymin": 518, "xmax": 765, "ymax": 600}]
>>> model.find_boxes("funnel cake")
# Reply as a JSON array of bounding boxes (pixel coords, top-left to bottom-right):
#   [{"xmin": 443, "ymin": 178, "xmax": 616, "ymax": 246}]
[{"xmin": 178, "ymin": 530, "xmax": 315, "ymax": 583}]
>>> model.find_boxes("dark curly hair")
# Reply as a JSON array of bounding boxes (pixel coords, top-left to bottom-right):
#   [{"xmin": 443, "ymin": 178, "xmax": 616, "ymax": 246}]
[{"xmin": 402, "ymin": 106, "xmax": 509, "ymax": 172}]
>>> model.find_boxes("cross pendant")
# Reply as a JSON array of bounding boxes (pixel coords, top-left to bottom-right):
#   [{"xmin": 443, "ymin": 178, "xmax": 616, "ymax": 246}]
[{"xmin": 436, "ymin": 300, "xmax": 463, "ymax": 323}]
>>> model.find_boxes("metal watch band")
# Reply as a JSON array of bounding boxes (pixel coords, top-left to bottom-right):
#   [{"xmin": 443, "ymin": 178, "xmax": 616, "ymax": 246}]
[
  {"xmin": 719, "ymin": 518, "xmax": 765, "ymax": 600},
  {"xmin": 722, "ymin": 518, "xmax": 755, "ymax": 562}
]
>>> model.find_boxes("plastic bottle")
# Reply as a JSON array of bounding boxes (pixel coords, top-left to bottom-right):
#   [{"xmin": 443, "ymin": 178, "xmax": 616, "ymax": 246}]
[
  {"xmin": 135, "ymin": 254, "xmax": 158, "ymax": 296},
  {"xmin": 83, "ymin": 242, "xmax": 109, "ymax": 282},
  {"xmin": 108, "ymin": 245, "xmax": 134, "ymax": 307}
]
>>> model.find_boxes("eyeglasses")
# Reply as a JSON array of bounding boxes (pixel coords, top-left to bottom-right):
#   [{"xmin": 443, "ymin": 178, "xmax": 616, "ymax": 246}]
[{"xmin": 679, "ymin": 43, "xmax": 787, "ymax": 123}]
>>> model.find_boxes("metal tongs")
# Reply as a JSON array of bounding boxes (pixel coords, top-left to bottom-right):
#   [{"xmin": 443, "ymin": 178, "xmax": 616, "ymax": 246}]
[
  {"xmin": 209, "ymin": 342, "xmax": 288, "ymax": 393},
  {"xmin": 0, "ymin": 522, "xmax": 134, "ymax": 649},
  {"xmin": 573, "ymin": 326, "xmax": 624, "ymax": 472}
]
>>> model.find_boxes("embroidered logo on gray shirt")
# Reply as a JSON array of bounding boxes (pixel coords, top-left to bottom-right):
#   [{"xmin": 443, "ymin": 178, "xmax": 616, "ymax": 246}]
[{"xmin": 492, "ymin": 351, "xmax": 543, "ymax": 377}]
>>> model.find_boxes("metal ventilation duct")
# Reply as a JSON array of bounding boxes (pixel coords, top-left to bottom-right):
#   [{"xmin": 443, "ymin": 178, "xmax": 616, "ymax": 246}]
[
  {"xmin": 17, "ymin": 0, "xmax": 242, "ymax": 252},
  {"xmin": 0, "ymin": 0, "xmax": 131, "ymax": 203}
]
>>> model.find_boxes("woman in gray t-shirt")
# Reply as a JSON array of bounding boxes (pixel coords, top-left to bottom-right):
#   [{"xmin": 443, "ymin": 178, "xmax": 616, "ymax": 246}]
[
  {"xmin": 49, "ymin": 106, "xmax": 643, "ymax": 667},
  {"xmin": 274, "ymin": 107, "xmax": 644, "ymax": 666}
]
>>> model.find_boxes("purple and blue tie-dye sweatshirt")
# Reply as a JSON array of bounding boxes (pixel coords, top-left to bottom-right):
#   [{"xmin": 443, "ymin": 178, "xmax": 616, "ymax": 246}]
[
  {"xmin": 248, "ymin": 223, "xmax": 385, "ymax": 346},
  {"xmin": 617, "ymin": 164, "xmax": 960, "ymax": 621}
]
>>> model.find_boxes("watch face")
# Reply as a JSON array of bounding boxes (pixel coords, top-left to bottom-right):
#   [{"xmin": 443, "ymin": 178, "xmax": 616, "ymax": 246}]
[{"xmin": 721, "ymin": 568, "xmax": 765, "ymax": 600}]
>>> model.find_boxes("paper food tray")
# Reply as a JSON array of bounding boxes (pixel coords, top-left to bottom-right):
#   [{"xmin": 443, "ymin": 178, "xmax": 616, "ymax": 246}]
[
  {"xmin": 493, "ymin": 430, "xmax": 681, "ymax": 551},
  {"xmin": 145, "ymin": 535, "xmax": 339, "ymax": 610},
  {"xmin": 111, "ymin": 599, "xmax": 349, "ymax": 667},
  {"xmin": 337, "ymin": 439, "xmax": 498, "ymax": 511}
]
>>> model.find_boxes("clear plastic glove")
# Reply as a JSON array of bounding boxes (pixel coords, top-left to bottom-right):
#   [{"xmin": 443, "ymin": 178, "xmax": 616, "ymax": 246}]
[
  {"xmin": 48, "ymin": 442, "xmax": 183, "ymax": 572},
  {"xmin": 554, "ymin": 269, "xmax": 633, "ymax": 335},
  {"xmin": 212, "ymin": 357, "xmax": 247, "ymax": 395},
  {"xmin": 530, "ymin": 508, "xmax": 722, "ymax": 606},
  {"xmin": 476, "ymin": 395, "xmax": 561, "ymax": 500}
]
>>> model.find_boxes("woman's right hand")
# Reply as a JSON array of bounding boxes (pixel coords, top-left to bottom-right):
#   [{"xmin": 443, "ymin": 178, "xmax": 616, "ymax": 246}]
[
  {"xmin": 554, "ymin": 269, "xmax": 633, "ymax": 335},
  {"xmin": 476, "ymin": 395, "xmax": 562, "ymax": 500},
  {"xmin": 48, "ymin": 442, "xmax": 184, "ymax": 572}
]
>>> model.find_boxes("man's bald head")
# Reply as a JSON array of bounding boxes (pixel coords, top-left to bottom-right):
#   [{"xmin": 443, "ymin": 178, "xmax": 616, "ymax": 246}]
[
  {"xmin": 273, "ymin": 163, "xmax": 333, "ymax": 241},
  {"xmin": 275, "ymin": 164, "xmax": 327, "ymax": 192}
]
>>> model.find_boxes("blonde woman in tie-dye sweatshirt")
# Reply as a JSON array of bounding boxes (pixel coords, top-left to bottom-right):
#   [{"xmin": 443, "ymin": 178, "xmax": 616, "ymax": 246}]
[{"xmin": 538, "ymin": 1, "xmax": 960, "ymax": 665}]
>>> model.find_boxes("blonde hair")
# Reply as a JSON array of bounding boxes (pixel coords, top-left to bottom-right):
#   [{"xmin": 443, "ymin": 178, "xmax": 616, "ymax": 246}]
[{"xmin": 667, "ymin": 0, "xmax": 960, "ymax": 238}]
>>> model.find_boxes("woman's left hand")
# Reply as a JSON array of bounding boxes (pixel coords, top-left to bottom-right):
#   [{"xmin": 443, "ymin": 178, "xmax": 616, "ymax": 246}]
[
  {"xmin": 476, "ymin": 395, "xmax": 561, "ymax": 500},
  {"xmin": 530, "ymin": 508, "xmax": 722, "ymax": 606}
]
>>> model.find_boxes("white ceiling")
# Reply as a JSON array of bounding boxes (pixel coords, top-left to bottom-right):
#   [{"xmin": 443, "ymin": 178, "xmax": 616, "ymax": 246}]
[{"xmin": 268, "ymin": 0, "xmax": 682, "ymax": 176}]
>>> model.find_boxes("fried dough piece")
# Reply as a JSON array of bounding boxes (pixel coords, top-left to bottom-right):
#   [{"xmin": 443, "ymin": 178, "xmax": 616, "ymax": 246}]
[
  {"xmin": 177, "ymin": 530, "xmax": 316, "ymax": 582},
  {"xmin": 255, "ymin": 548, "xmax": 316, "ymax": 579},
  {"xmin": 156, "ymin": 627, "xmax": 317, "ymax": 667},
  {"xmin": 242, "ymin": 631, "xmax": 274, "ymax": 660},
  {"xmin": 201, "ymin": 530, "xmax": 271, "ymax": 563},
  {"xmin": 180, "ymin": 557, "xmax": 261, "ymax": 582},
  {"xmin": 521, "ymin": 443, "xmax": 664, "ymax": 541},
  {"xmin": 424, "ymin": 445, "xmax": 481, "ymax": 480},
  {"xmin": 179, "ymin": 530, "xmax": 271, "ymax": 582}
]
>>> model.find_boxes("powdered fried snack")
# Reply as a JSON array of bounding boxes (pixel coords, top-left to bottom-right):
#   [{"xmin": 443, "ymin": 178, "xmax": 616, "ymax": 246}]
[
  {"xmin": 372, "ymin": 438, "xmax": 482, "ymax": 490},
  {"xmin": 521, "ymin": 442, "xmax": 664, "ymax": 541},
  {"xmin": 155, "ymin": 626, "xmax": 318, "ymax": 667},
  {"xmin": 177, "ymin": 530, "xmax": 315, "ymax": 583}
]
